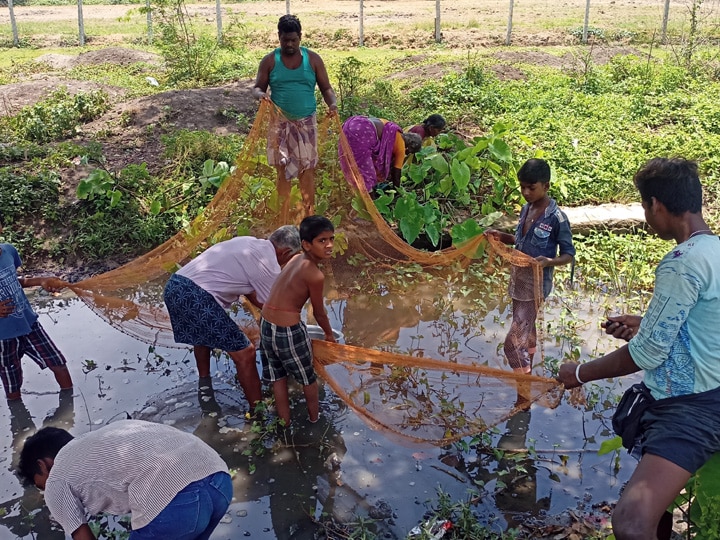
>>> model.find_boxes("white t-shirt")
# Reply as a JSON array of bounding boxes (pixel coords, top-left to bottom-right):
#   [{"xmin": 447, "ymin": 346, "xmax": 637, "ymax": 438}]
[
  {"xmin": 44, "ymin": 420, "xmax": 229, "ymax": 533},
  {"xmin": 176, "ymin": 236, "xmax": 280, "ymax": 307}
]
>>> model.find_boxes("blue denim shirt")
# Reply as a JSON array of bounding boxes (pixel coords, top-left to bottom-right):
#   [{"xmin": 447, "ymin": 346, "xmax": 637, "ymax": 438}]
[
  {"xmin": 0, "ymin": 243, "xmax": 38, "ymax": 340},
  {"xmin": 514, "ymin": 198, "xmax": 575, "ymax": 297}
]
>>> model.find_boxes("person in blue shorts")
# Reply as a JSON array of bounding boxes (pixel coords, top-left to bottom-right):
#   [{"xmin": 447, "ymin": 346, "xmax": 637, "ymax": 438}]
[
  {"xmin": 559, "ymin": 158, "xmax": 720, "ymax": 540},
  {"xmin": 0, "ymin": 213, "xmax": 73, "ymax": 400}
]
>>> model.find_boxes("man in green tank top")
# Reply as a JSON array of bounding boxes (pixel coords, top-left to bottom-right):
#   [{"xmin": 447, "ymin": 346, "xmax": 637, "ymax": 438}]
[{"xmin": 252, "ymin": 15, "xmax": 338, "ymax": 224}]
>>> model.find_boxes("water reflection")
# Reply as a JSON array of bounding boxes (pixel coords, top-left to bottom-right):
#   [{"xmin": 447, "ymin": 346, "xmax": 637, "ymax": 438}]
[
  {"xmin": 0, "ymin": 276, "xmax": 640, "ymax": 539},
  {"xmin": 2, "ymin": 390, "xmax": 74, "ymax": 539},
  {"xmin": 342, "ymin": 290, "xmax": 441, "ymax": 350},
  {"xmin": 134, "ymin": 378, "xmax": 385, "ymax": 539}
]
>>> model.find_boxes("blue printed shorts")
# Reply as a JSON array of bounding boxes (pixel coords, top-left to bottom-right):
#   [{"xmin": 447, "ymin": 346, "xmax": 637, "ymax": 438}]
[{"xmin": 163, "ymin": 274, "xmax": 250, "ymax": 352}]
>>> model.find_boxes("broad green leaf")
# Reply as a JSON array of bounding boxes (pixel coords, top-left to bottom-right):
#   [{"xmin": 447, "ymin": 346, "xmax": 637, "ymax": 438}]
[
  {"xmin": 430, "ymin": 154, "xmax": 449, "ymax": 174},
  {"xmin": 456, "ymin": 147, "xmax": 473, "ymax": 161},
  {"xmin": 76, "ymin": 180, "xmax": 93, "ymax": 199},
  {"xmin": 425, "ymin": 222, "xmax": 440, "ymax": 247},
  {"xmin": 451, "ymin": 218, "xmax": 484, "ymax": 246},
  {"xmin": 407, "ymin": 163, "xmax": 426, "ymax": 185},
  {"xmin": 438, "ymin": 174, "xmax": 453, "ymax": 196},
  {"xmin": 373, "ymin": 192, "xmax": 394, "ymax": 216},
  {"xmin": 422, "ymin": 203, "xmax": 439, "ymax": 224},
  {"xmin": 202, "ymin": 159, "xmax": 216, "ymax": 177},
  {"xmin": 399, "ymin": 216, "xmax": 423, "ymax": 245},
  {"xmin": 690, "ymin": 453, "xmax": 720, "ymax": 539},
  {"xmin": 477, "ymin": 211, "xmax": 503, "ymax": 227},
  {"xmin": 486, "ymin": 160, "xmax": 502, "ymax": 173},
  {"xmin": 472, "ymin": 139, "xmax": 489, "ymax": 153},
  {"xmin": 108, "ymin": 190, "xmax": 122, "ymax": 208},
  {"xmin": 597, "ymin": 436, "xmax": 623, "ymax": 455},
  {"xmin": 207, "ymin": 175, "xmax": 223, "ymax": 188},
  {"xmin": 489, "ymin": 139, "xmax": 512, "ymax": 162},
  {"xmin": 149, "ymin": 199, "xmax": 162, "ymax": 215},
  {"xmin": 464, "ymin": 155, "xmax": 481, "ymax": 171},
  {"xmin": 451, "ymin": 158, "xmax": 471, "ymax": 192}
]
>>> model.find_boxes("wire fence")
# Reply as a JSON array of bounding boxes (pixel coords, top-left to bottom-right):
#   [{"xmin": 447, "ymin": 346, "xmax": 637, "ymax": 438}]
[{"xmin": 3, "ymin": 0, "xmax": 719, "ymax": 48}]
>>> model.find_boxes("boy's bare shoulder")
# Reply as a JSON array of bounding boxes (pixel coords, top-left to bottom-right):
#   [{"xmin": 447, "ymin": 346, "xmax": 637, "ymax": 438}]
[{"xmin": 298, "ymin": 258, "xmax": 325, "ymax": 281}]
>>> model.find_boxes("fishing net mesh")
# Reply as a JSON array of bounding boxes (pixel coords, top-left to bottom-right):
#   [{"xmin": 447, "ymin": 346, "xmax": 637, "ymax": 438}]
[{"xmin": 55, "ymin": 101, "xmax": 560, "ymax": 445}]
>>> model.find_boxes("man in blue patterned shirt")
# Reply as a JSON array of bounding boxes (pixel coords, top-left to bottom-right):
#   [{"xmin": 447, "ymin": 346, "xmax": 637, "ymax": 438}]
[{"xmin": 559, "ymin": 157, "xmax": 720, "ymax": 540}]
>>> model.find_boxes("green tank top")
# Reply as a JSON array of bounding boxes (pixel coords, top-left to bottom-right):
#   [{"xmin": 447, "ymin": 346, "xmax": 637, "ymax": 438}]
[{"xmin": 269, "ymin": 47, "xmax": 317, "ymax": 120}]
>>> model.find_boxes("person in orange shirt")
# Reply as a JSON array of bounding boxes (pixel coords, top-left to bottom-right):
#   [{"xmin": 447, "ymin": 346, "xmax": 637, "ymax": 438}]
[{"xmin": 339, "ymin": 116, "xmax": 422, "ymax": 192}]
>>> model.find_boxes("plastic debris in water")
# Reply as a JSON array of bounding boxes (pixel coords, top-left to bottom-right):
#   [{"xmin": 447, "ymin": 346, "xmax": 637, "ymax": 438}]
[{"xmin": 408, "ymin": 519, "xmax": 452, "ymax": 539}]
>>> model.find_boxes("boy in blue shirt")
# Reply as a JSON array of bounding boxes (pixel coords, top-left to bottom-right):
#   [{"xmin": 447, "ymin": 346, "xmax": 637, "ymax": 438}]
[
  {"xmin": 487, "ymin": 159, "xmax": 575, "ymax": 373},
  {"xmin": 0, "ymin": 214, "xmax": 73, "ymax": 400}
]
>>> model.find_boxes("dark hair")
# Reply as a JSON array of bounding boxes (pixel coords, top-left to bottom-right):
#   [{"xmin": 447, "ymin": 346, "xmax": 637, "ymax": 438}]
[
  {"xmin": 300, "ymin": 215, "xmax": 334, "ymax": 243},
  {"xmin": 18, "ymin": 427, "xmax": 74, "ymax": 485},
  {"xmin": 423, "ymin": 114, "xmax": 446, "ymax": 130},
  {"xmin": 278, "ymin": 14, "xmax": 302, "ymax": 35},
  {"xmin": 633, "ymin": 157, "xmax": 702, "ymax": 215},
  {"xmin": 517, "ymin": 158, "xmax": 551, "ymax": 184}
]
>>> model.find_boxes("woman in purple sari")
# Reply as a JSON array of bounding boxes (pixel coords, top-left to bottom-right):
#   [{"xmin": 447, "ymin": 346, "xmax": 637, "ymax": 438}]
[{"xmin": 339, "ymin": 116, "xmax": 422, "ymax": 192}]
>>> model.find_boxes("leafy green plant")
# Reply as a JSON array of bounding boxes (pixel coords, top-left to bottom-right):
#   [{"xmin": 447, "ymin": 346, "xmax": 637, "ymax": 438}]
[
  {"xmin": 569, "ymin": 26, "xmax": 607, "ymax": 42},
  {"xmin": 6, "ymin": 87, "xmax": 110, "ymax": 143},
  {"xmin": 77, "ymin": 169, "xmax": 123, "ymax": 208},
  {"xmin": 0, "ymin": 168, "xmax": 61, "ymax": 223},
  {"xmin": 162, "ymin": 129, "xmax": 243, "ymax": 174},
  {"xmin": 673, "ymin": 453, "xmax": 720, "ymax": 540},
  {"xmin": 371, "ymin": 123, "xmax": 527, "ymax": 248},
  {"xmin": 146, "ymin": 0, "xmax": 248, "ymax": 83},
  {"xmin": 336, "ymin": 56, "xmax": 367, "ymax": 119}
]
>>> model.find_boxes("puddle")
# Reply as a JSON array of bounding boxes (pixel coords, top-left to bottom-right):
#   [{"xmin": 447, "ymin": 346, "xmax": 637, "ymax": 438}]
[{"xmin": 0, "ymin": 274, "xmax": 640, "ymax": 539}]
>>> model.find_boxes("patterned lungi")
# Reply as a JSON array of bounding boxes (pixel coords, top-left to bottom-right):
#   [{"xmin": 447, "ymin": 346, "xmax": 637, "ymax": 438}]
[
  {"xmin": 163, "ymin": 274, "xmax": 250, "ymax": 352},
  {"xmin": 267, "ymin": 112, "xmax": 318, "ymax": 181}
]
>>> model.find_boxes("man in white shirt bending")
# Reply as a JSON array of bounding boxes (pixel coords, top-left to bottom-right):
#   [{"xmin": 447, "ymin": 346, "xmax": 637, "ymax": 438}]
[
  {"xmin": 18, "ymin": 420, "xmax": 231, "ymax": 540},
  {"xmin": 163, "ymin": 226, "xmax": 300, "ymax": 412}
]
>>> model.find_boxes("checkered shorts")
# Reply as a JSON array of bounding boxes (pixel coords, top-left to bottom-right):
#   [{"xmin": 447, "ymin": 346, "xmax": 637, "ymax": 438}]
[
  {"xmin": 0, "ymin": 321, "xmax": 67, "ymax": 395},
  {"xmin": 259, "ymin": 318, "xmax": 316, "ymax": 385}
]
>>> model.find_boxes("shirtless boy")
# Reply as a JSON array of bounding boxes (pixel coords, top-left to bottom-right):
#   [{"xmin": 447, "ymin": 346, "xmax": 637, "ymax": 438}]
[{"xmin": 259, "ymin": 215, "xmax": 337, "ymax": 425}]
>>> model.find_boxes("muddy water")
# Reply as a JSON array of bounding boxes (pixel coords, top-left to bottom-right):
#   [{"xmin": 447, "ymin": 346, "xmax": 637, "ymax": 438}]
[{"xmin": 0, "ymin": 278, "xmax": 640, "ymax": 539}]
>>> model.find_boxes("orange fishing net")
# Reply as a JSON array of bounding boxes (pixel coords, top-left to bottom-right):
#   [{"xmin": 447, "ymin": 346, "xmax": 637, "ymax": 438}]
[{"xmin": 56, "ymin": 100, "xmax": 559, "ymax": 445}]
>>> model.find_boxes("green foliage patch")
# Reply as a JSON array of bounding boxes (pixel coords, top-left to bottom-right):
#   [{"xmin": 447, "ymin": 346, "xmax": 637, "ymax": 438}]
[{"xmin": 3, "ymin": 87, "xmax": 111, "ymax": 143}]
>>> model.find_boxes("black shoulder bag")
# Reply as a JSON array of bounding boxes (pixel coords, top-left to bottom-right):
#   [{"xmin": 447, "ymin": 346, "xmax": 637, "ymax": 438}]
[{"xmin": 612, "ymin": 382, "xmax": 656, "ymax": 450}]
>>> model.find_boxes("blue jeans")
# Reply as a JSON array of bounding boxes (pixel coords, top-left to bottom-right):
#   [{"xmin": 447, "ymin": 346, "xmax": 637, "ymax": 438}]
[{"xmin": 130, "ymin": 471, "xmax": 233, "ymax": 540}]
